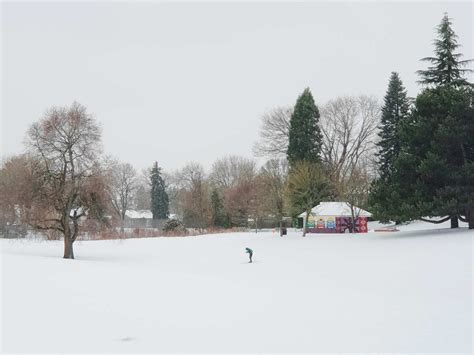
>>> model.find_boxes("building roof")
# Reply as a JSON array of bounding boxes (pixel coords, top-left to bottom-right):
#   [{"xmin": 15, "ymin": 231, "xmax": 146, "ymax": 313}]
[
  {"xmin": 125, "ymin": 210, "xmax": 153, "ymax": 219},
  {"xmin": 298, "ymin": 202, "xmax": 372, "ymax": 218}
]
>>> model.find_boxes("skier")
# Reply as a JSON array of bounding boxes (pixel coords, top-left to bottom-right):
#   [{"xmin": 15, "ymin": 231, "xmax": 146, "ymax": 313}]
[{"xmin": 245, "ymin": 247, "xmax": 253, "ymax": 263}]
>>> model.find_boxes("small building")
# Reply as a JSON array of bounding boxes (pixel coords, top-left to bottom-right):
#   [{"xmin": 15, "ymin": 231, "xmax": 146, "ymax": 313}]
[
  {"xmin": 124, "ymin": 210, "xmax": 153, "ymax": 228},
  {"xmin": 298, "ymin": 202, "xmax": 371, "ymax": 233}
]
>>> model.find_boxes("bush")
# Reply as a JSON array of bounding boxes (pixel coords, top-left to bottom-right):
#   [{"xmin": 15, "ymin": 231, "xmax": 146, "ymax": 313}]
[{"xmin": 163, "ymin": 218, "xmax": 186, "ymax": 232}]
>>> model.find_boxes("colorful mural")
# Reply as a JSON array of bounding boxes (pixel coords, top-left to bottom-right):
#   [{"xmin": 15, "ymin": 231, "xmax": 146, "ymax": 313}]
[{"xmin": 306, "ymin": 215, "xmax": 369, "ymax": 234}]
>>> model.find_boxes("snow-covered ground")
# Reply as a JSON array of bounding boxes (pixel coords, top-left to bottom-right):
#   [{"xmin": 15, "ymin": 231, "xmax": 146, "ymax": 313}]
[{"xmin": 1, "ymin": 221, "xmax": 472, "ymax": 353}]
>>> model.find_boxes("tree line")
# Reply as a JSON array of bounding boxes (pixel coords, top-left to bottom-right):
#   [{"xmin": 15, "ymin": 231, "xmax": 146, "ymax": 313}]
[{"xmin": 0, "ymin": 13, "xmax": 472, "ymax": 259}]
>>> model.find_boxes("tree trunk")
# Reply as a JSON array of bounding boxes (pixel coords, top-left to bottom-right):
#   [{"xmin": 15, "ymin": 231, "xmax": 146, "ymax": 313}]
[
  {"xmin": 303, "ymin": 212, "xmax": 308, "ymax": 237},
  {"xmin": 450, "ymin": 216, "xmax": 459, "ymax": 229},
  {"xmin": 63, "ymin": 237, "xmax": 74, "ymax": 259},
  {"xmin": 468, "ymin": 207, "xmax": 474, "ymax": 230},
  {"xmin": 120, "ymin": 218, "xmax": 125, "ymax": 233},
  {"xmin": 279, "ymin": 219, "xmax": 283, "ymax": 237}
]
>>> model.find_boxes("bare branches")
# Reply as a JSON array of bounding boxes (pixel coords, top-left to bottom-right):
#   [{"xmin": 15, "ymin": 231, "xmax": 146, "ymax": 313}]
[
  {"xmin": 253, "ymin": 106, "xmax": 292, "ymax": 158},
  {"xmin": 23, "ymin": 102, "xmax": 104, "ymax": 258},
  {"xmin": 209, "ymin": 155, "xmax": 256, "ymax": 190},
  {"xmin": 105, "ymin": 158, "xmax": 137, "ymax": 222},
  {"xmin": 320, "ymin": 95, "xmax": 380, "ymax": 197}
]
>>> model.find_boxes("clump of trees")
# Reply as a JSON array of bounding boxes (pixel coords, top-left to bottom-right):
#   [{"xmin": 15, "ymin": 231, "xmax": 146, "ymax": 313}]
[{"xmin": 370, "ymin": 13, "xmax": 473, "ymax": 229}]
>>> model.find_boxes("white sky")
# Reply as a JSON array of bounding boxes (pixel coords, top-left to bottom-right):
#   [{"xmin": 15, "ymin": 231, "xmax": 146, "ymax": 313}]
[{"xmin": 1, "ymin": 1, "xmax": 473, "ymax": 172}]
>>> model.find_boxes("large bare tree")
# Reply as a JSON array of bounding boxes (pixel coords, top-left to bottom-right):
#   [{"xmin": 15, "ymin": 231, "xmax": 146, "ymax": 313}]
[
  {"xmin": 253, "ymin": 106, "xmax": 292, "ymax": 158},
  {"xmin": 320, "ymin": 95, "xmax": 380, "ymax": 198},
  {"xmin": 25, "ymin": 102, "xmax": 105, "ymax": 259}
]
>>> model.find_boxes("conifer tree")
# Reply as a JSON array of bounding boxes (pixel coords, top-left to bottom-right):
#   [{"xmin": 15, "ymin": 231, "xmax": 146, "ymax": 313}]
[
  {"xmin": 210, "ymin": 188, "xmax": 228, "ymax": 228},
  {"xmin": 369, "ymin": 73, "xmax": 410, "ymax": 223},
  {"xmin": 377, "ymin": 72, "xmax": 410, "ymax": 178},
  {"xmin": 377, "ymin": 14, "xmax": 474, "ymax": 229},
  {"xmin": 287, "ymin": 88, "xmax": 323, "ymax": 165},
  {"xmin": 150, "ymin": 162, "xmax": 169, "ymax": 220},
  {"xmin": 417, "ymin": 13, "xmax": 472, "ymax": 88}
]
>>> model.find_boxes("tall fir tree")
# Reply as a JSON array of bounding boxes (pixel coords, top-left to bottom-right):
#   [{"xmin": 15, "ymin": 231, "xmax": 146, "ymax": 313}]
[
  {"xmin": 287, "ymin": 88, "xmax": 323, "ymax": 165},
  {"xmin": 377, "ymin": 72, "xmax": 410, "ymax": 178},
  {"xmin": 417, "ymin": 13, "xmax": 472, "ymax": 88},
  {"xmin": 369, "ymin": 73, "xmax": 410, "ymax": 223},
  {"xmin": 150, "ymin": 161, "xmax": 169, "ymax": 220},
  {"xmin": 376, "ymin": 13, "xmax": 473, "ymax": 229}
]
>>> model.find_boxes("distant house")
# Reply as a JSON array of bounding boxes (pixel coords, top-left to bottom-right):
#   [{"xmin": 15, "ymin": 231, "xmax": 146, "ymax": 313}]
[
  {"xmin": 298, "ymin": 202, "xmax": 371, "ymax": 233},
  {"xmin": 123, "ymin": 210, "xmax": 176, "ymax": 228},
  {"xmin": 124, "ymin": 210, "xmax": 153, "ymax": 228}
]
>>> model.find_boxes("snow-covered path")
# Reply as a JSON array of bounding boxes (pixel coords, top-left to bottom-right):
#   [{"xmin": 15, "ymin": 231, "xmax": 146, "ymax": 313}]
[{"xmin": 1, "ymin": 223, "xmax": 472, "ymax": 353}]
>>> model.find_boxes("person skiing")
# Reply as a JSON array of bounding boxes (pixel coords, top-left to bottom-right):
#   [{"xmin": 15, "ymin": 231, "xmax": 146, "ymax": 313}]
[{"xmin": 245, "ymin": 247, "xmax": 253, "ymax": 263}]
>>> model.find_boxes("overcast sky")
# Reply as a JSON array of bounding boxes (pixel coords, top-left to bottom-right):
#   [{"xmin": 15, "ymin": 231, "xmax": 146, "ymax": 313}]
[{"xmin": 1, "ymin": 1, "xmax": 472, "ymax": 172}]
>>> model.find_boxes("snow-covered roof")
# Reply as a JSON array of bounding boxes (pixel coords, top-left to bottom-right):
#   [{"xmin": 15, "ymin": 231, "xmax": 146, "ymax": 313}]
[
  {"xmin": 298, "ymin": 202, "xmax": 372, "ymax": 218},
  {"xmin": 125, "ymin": 210, "xmax": 153, "ymax": 219}
]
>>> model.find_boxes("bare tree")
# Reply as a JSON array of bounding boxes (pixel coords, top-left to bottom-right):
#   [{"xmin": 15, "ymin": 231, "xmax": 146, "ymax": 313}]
[
  {"xmin": 286, "ymin": 161, "xmax": 330, "ymax": 236},
  {"xmin": 319, "ymin": 95, "xmax": 380, "ymax": 198},
  {"xmin": 176, "ymin": 162, "xmax": 211, "ymax": 229},
  {"xmin": 225, "ymin": 179, "xmax": 258, "ymax": 228},
  {"xmin": 0, "ymin": 155, "xmax": 34, "ymax": 237},
  {"xmin": 25, "ymin": 102, "xmax": 106, "ymax": 259},
  {"xmin": 342, "ymin": 164, "xmax": 372, "ymax": 233},
  {"xmin": 253, "ymin": 106, "xmax": 292, "ymax": 158},
  {"xmin": 105, "ymin": 158, "xmax": 137, "ymax": 231},
  {"xmin": 209, "ymin": 155, "xmax": 256, "ymax": 190},
  {"xmin": 134, "ymin": 169, "xmax": 152, "ymax": 210},
  {"xmin": 260, "ymin": 158, "xmax": 288, "ymax": 235}
]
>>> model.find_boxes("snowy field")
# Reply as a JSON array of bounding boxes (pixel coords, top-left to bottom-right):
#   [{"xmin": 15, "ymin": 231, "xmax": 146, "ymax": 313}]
[{"xmin": 1, "ymin": 221, "xmax": 472, "ymax": 353}]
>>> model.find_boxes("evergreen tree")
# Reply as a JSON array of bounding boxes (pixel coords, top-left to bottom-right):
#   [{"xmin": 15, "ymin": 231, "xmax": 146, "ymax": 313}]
[
  {"xmin": 210, "ymin": 188, "xmax": 228, "ymax": 228},
  {"xmin": 417, "ymin": 13, "xmax": 472, "ymax": 88},
  {"xmin": 376, "ymin": 14, "xmax": 474, "ymax": 229},
  {"xmin": 150, "ymin": 162, "xmax": 169, "ymax": 220},
  {"xmin": 369, "ymin": 73, "xmax": 410, "ymax": 223},
  {"xmin": 396, "ymin": 86, "xmax": 474, "ymax": 228},
  {"xmin": 287, "ymin": 88, "xmax": 323, "ymax": 165},
  {"xmin": 377, "ymin": 72, "xmax": 410, "ymax": 178}
]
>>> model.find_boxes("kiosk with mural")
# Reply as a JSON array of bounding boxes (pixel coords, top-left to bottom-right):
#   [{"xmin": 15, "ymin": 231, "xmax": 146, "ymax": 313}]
[{"xmin": 300, "ymin": 202, "xmax": 371, "ymax": 234}]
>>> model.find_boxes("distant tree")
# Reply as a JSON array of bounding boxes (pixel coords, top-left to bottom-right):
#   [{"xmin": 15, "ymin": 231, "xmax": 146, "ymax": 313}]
[
  {"xmin": 417, "ymin": 13, "xmax": 472, "ymax": 88},
  {"xmin": 287, "ymin": 88, "xmax": 323, "ymax": 165},
  {"xmin": 343, "ymin": 165, "xmax": 372, "ymax": 233},
  {"xmin": 210, "ymin": 188, "xmax": 228, "ymax": 228},
  {"xmin": 209, "ymin": 155, "xmax": 256, "ymax": 190},
  {"xmin": 24, "ymin": 102, "xmax": 108, "ymax": 258},
  {"xmin": 377, "ymin": 73, "xmax": 411, "ymax": 178},
  {"xmin": 286, "ymin": 161, "xmax": 330, "ymax": 236},
  {"xmin": 105, "ymin": 159, "xmax": 137, "ymax": 231},
  {"xmin": 253, "ymin": 106, "xmax": 292, "ymax": 158},
  {"xmin": 0, "ymin": 155, "xmax": 33, "ymax": 238},
  {"xmin": 369, "ymin": 73, "xmax": 410, "ymax": 223},
  {"xmin": 134, "ymin": 169, "xmax": 151, "ymax": 210},
  {"xmin": 319, "ymin": 95, "xmax": 379, "ymax": 198},
  {"xmin": 177, "ymin": 162, "xmax": 211, "ymax": 230},
  {"xmin": 150, "ymin": 162, "xmax": 169, "ymax": 221},
  {"xmin": 260, "ymin": 159, "xmax": 288, "ymax": 235},
  {"xmin": 225, "ymin": 180, "xmax": 257, "ymax": 228}
]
